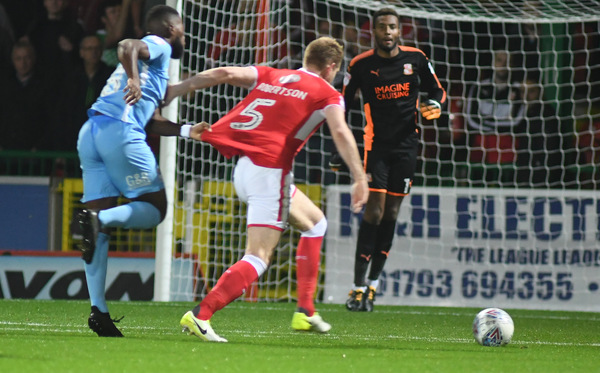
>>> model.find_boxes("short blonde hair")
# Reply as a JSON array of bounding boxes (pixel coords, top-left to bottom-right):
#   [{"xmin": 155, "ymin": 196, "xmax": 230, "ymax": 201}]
[{"xmin": 303, "ymin": 37, "xmax": 343, "ymax": 71}]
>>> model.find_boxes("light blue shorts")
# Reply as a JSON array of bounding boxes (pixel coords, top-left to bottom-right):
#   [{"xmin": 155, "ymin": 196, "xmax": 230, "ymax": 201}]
[{"xmin": 77, "ymin": 114, "xmax": 164, "ymax": 203}]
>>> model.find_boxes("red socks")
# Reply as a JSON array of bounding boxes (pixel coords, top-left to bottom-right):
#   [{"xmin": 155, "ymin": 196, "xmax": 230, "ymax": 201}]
[
  {"xmin": 193, "ymin": 223, "xmax": 324, "ymax": 321},
  {"xmin": 197, "ymin": 260, "xmax": 259, "ymax": 320},
  {"xmin": 295, "ymin": 236, "xmax": 323, "ymax": 316}
]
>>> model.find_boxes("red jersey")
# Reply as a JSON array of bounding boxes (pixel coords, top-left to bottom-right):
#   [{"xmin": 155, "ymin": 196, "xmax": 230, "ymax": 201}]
[{"xmin": 201, "ymin": 66, "xmax": 344, "ymax": 171}]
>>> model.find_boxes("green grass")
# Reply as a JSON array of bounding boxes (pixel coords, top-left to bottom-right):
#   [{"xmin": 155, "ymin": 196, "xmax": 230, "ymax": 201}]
[{"xmin": 0, "ymin": 300, "xmax": 598, "ymax": 373}]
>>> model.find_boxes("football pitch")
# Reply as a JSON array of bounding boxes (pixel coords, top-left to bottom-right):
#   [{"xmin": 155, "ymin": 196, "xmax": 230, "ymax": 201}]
[{"xmin": 0, "ymin": 300, "xmax": 598, "ymax": 372}]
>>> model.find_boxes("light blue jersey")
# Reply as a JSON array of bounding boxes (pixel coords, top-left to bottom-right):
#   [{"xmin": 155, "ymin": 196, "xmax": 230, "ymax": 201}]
[
  {"xmin": 90, "ymin": 35, "xmax": 171, "ymax": 129},
  {"xmin": 78, "ymin": 34, "xmax": 172, "ymax": 202}
]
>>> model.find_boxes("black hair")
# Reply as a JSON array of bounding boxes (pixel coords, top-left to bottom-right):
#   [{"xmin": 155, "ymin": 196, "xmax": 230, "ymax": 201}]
[
  {"xmin": 372, "ymin": 7, "xmax": 399, "ymax": 25},
  {"xmin": 145, "ymin": 5, "xmax": 180, "ymax": 38}
]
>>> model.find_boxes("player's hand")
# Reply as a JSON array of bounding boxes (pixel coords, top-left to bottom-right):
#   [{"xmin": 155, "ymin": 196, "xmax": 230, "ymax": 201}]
[
  {"xmin": 328, "ymin": 153, "xmax": 343, "ymax": 171},
  {"xmin": 189, "ymin": 121, "xmax": 212, "ymax": 141},
  {"xmin": 350, "ymin": 177, "xmax": 369, "ymax": 213},
  {"xmin": 420, "ymin": 99, "xmax": 441, "ymax": 120},
  {"xmin": 123, "ymin": 78, "xmax": 142, "ymax": 105}
]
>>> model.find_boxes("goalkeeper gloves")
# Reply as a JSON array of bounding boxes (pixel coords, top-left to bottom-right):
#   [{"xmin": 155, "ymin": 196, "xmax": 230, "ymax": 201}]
[
  {"xmin": 328, "ymin": 152, "xmax": 343, "ymax": 171},
  {"xmin": 420, "ymin": 99, "xmax": 442, "ymax": 120}
]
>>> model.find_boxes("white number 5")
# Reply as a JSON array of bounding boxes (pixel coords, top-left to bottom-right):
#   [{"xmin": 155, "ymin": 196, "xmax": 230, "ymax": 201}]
[{"xmin": 230, "ymin": 98, "xmax": 275, "ymax": 130}]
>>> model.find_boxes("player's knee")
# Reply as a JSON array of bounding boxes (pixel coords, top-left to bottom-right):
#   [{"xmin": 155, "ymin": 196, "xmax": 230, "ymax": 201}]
[
  {"xmin": 301, "ymin": 216, "xmax": 327, "ymax": 237},
  {"xmin": 135, "ymin": 191, "xmax": 167, "ymax": 221},
  {"xmin": 383, "ymin": 207, "xmax": 400, "ymax": 220},
  {"xmin": 245, "ymin": 247, "xmax": 273, "ymax": 266},
  {"xmin": 142, "ymin": 201, "xmax": 166, "ymax": 223},
  {"xmin": 363, "ymin": 210, "xmax": 383, "ymax": 225}
]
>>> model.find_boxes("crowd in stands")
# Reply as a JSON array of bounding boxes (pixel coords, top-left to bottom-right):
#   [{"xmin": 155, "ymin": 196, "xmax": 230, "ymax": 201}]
[
  {"xmin": 1, "ymin": 0, "xmax": 598, "ymax": 189},
  {"xmin": 443, "ymin": 19, "xmax": 599, "ymax": 190},
  {"xmin": 0, "ymin": 0, "xmax": 159, "ymax": 154}
]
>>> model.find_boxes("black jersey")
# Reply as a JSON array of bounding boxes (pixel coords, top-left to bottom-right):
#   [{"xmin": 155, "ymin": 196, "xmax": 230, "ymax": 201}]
[{"xmin": 343, "ymin": 46, "xmax": 446, "ymax": 150}]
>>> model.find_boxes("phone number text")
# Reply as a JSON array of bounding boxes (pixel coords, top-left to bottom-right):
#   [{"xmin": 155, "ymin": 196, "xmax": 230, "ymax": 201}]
[{"xmin": 379, "ymin": 269, "xmax": 573, "ymax": 300}]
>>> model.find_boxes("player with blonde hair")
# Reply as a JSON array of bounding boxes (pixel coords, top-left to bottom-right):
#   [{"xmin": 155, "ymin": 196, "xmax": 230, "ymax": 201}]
[{"xmin": 168, "ymin": 37, "xmax": 369, "ymax": 342}]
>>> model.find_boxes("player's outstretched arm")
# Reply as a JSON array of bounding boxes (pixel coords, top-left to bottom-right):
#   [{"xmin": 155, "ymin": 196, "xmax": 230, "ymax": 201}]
[
  {"xmin": 164, "ymin": 66, "xmax": 258, "ymax": 106},
  {"xmin": 118, "ymin": 38, "xmax": 151, "ymax": 105},
  {"xmin": 324, "ymin": 105, "xmax": 368, "ymax": 213},
  {"xmin": 146, "ymin": 110, "xmax": 211, "ymax": 139}
]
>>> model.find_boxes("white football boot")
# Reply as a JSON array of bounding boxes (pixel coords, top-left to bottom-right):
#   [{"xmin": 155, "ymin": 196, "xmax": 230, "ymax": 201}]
[{"xmin": 180, "ymin": 311, "xmax": 227, "ymax": 342}]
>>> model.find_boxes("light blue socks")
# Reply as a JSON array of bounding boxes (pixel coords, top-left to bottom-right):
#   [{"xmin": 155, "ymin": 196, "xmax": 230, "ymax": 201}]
[
  {"xmin": 85, "ymin": 201, "xmax": 161, "ymax": 313},
  {"xmin": 98, "ymin": 201, "xmax": 161, "ymax": 229},
  {"xmin": 84, "ymin": 232, "xmax": 109, "ymax": 313}
]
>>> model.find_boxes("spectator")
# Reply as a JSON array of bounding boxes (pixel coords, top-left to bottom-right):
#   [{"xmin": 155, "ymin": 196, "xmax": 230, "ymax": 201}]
[
  {"xmin": 287, "ymin": 0, "xmax": 315, "ymax": 44},
  {"xmin": 207, "ymin": 0, "xmax": 287, "ymax": 68},
  {"xmin": 97, "ymin": 0, "xmax": 140, "ymax": 68},
  {"xmin": 24, "ymin": 0, "xmax": 84, "ymax": 82},
  {"xmin": 56, "ymin": 34, "xmax": 113, "ymax": 151},
  {"xmin": 289, "ymin": 18, "xmax": 341, "ymax": 70},
  {"xmin": 0, "ymin": 0, "xmax": 44, "ymax": 40},
  {"xmin": 572, "ymin": 21, "xmax": 600, "ymax": 99},
  {"xmin": 207, "ymin": 0, "xmax": 258, "ymax": 67},
  {"xmin": 206, "ymin": 0, "xmax": 289, "ymax": 122},
  {"xmin": 316, "ymin": 19, "xmax": 341, "ymax": 39},
  {"xmin": 505, "ymin": 0, "xmax": 543, "ymax": 83},
  {"xmin": 332, "ymin": 18, "xmax": 364, "ymax": 89},
  {"xmin": 0, "ymin": 40, "xmax": 51, "ymax": 151},
  {"xmin": 357, "ymin": 20, "xmax": 372, "ymax": 53},
  {"xmin": 462, "ymin": 49, "xmax": 525, "ymax": 186},
  {"xmin": 66, "ymin": 0, "xmax": 104, "ymax": 34},
  {"xmin": 286, "ymin": 1, "xmax": 321, "ymax": 69},
  {"xmin": 515, "ymin": 79, "xmax": 564, "ymax": 188},
  {"xmin": 341, "ymin": 19, "xmax": 359, "ymax": 60},
  {"xmin": 206, "ymin": 2, "xmax": 257, "ymax": 119}
]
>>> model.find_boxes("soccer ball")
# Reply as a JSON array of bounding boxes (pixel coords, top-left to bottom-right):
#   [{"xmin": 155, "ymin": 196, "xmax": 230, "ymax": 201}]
[{"xmin": 472, "ymin": 308, "xmax": 514, "ymax": 347}]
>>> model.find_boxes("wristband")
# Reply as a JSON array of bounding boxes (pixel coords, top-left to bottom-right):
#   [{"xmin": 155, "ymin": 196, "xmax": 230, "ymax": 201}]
[{"xmin": 180, "ymin": 124, "xmax": 192, "ymax": 138}]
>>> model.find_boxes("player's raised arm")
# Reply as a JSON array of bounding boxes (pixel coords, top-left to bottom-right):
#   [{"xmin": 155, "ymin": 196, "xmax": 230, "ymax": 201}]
[
  {"xmin": 164, "ymin": 66, "xmax": 258, "ymax": 106},
  {"xmin": 324, "ymin": 104, "xmax": 369, "ymax": 213},
  {"xmin": 118, "ymin": 39, "xmax": 151, "ymax": 105}
]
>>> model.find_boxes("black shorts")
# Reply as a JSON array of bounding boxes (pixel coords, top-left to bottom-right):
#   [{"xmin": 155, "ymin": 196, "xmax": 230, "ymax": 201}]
[{"xmin": 364, "ymin": 132, "xmax": 418, "ymax": 195}]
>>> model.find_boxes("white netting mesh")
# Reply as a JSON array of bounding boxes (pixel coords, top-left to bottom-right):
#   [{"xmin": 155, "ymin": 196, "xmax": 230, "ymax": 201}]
[{"xmin": 169, "ymin": 0, "xmax": 600, "ymax": 310}]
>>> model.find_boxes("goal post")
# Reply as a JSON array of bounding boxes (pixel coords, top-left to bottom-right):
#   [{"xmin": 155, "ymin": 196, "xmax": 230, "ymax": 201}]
[
  {"xmin": 153, "ymin": 0, "xmax": 181, "ymax": 302},
  {"xmin": 159, "ymin": 0, "xmax": 600, "ymax": 311}
]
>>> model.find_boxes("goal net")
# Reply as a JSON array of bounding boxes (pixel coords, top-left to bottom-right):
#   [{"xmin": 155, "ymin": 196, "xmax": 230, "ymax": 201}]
[{"xmin": 167, "ymin": 0, "xmax": 600, "ymax": 311}]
